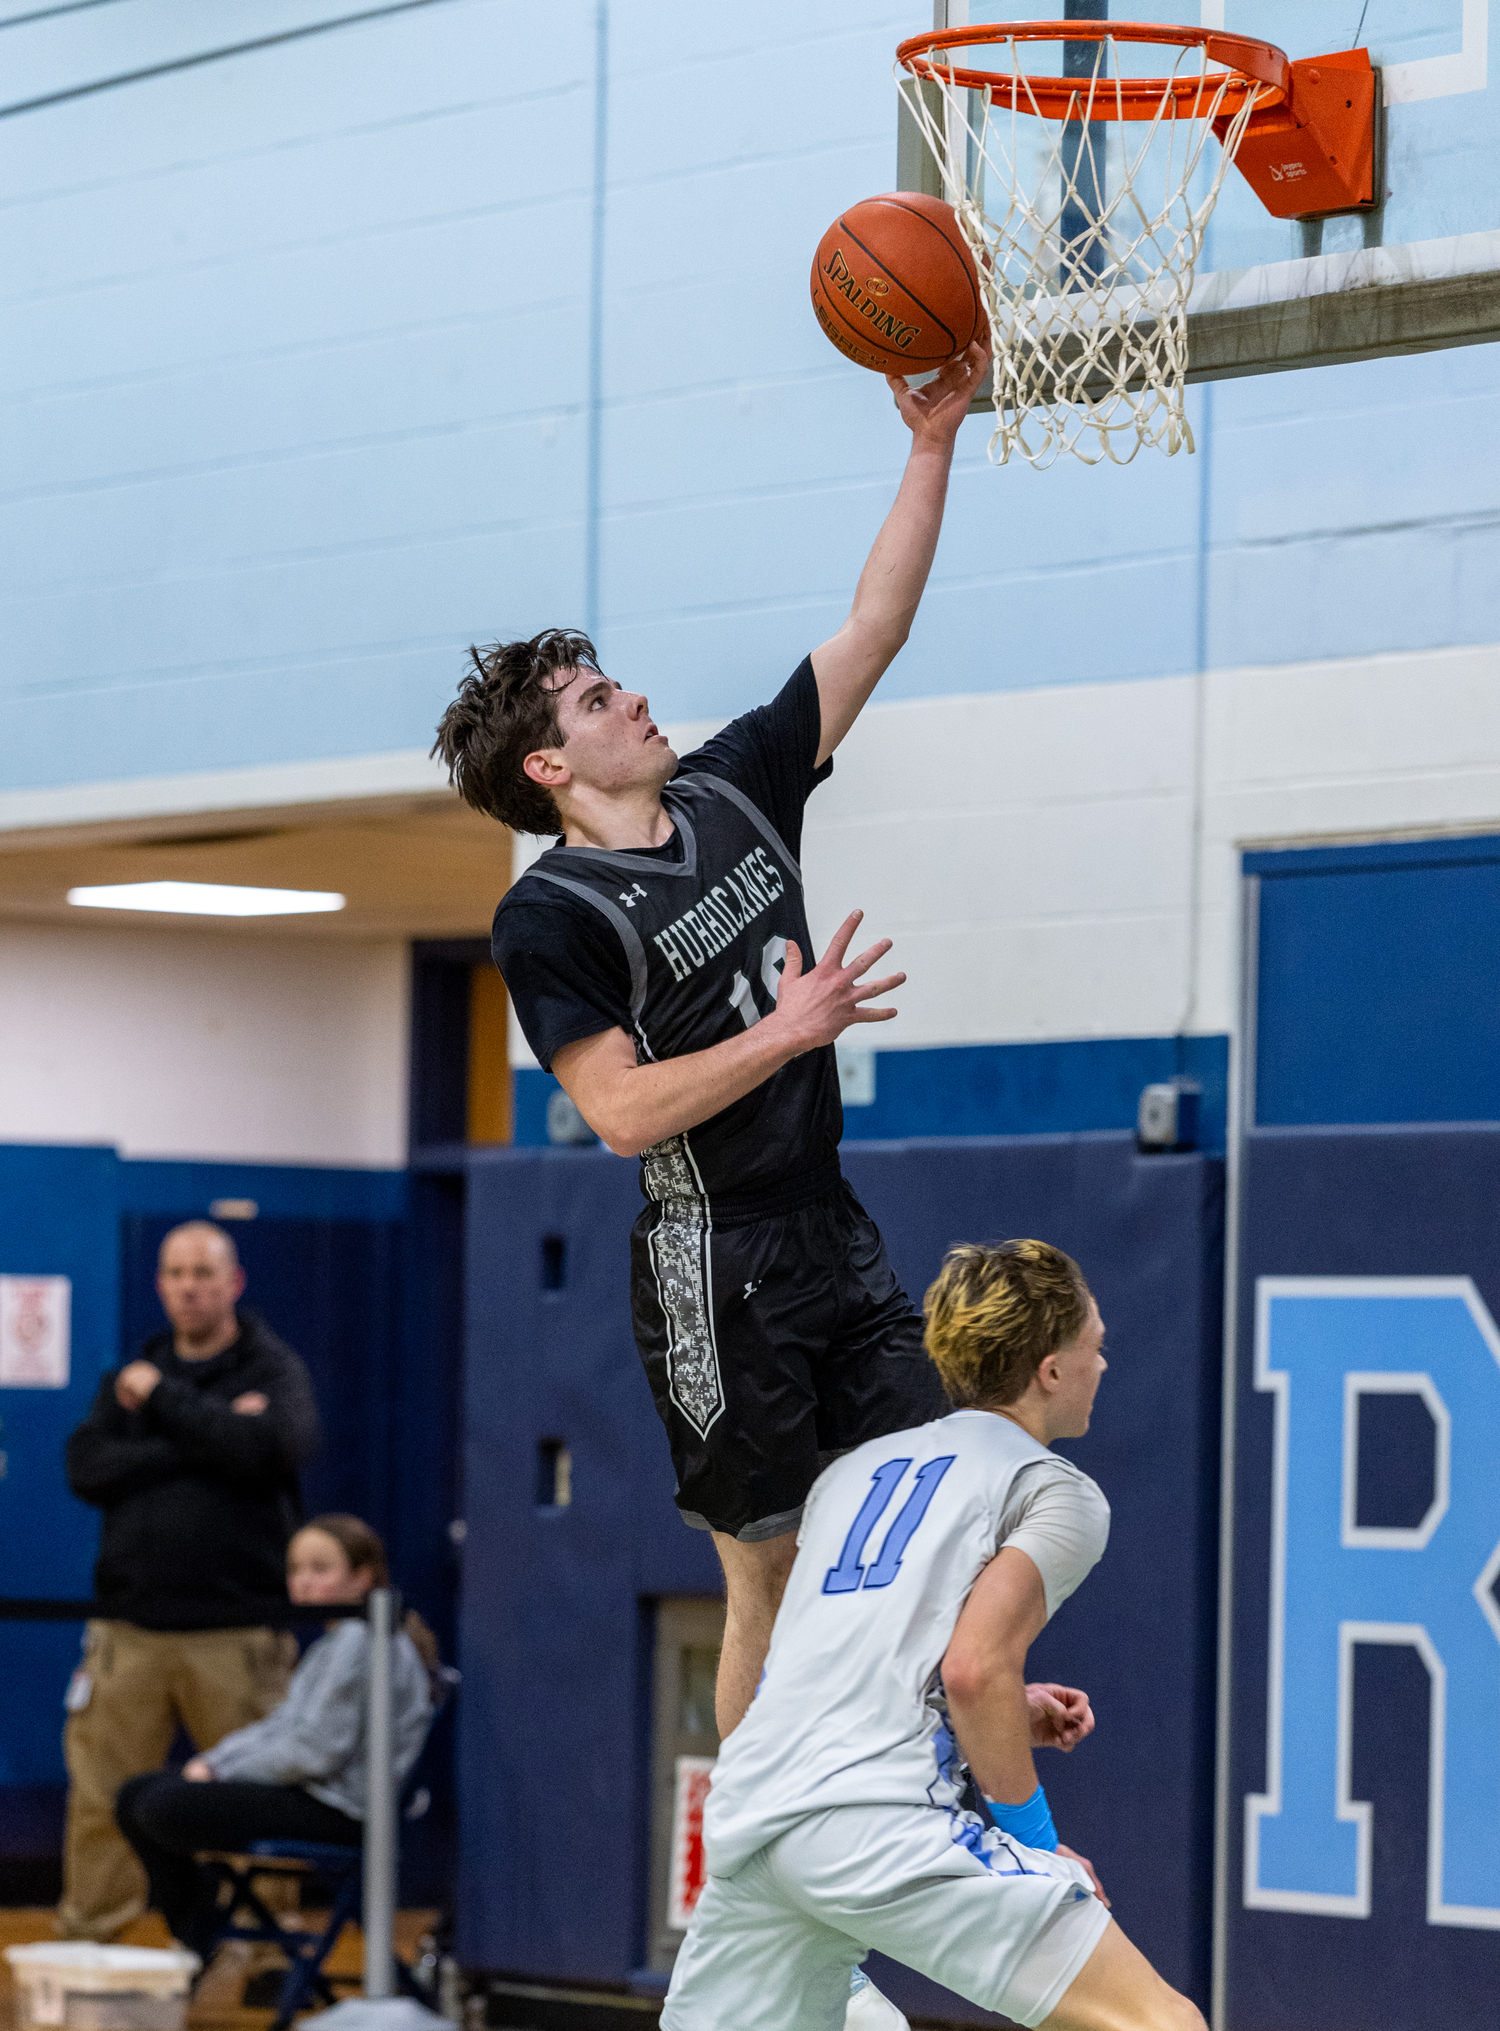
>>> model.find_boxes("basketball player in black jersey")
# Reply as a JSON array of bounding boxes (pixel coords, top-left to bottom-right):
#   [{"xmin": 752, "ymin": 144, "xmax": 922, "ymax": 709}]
[{"xmin": 436, "ymin": 339, "xmax": 989, "ymax": 1745}]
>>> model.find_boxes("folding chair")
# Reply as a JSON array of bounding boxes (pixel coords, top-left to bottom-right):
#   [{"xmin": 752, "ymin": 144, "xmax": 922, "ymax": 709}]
[{"xmin": 201, "ymin": 1664, "xmax": 460, "ymax": 2028}]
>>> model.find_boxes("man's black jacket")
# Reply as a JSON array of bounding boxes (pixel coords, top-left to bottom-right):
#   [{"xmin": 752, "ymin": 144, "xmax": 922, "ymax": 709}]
[{"xmin": 65, "ymin": 1310, "xmax": 322, "ymax": 1631}]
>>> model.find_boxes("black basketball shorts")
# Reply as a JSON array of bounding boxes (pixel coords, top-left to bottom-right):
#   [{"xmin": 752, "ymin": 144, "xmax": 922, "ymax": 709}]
[{"xmin": 629, "ymin": 1177, "xmax": 950, "ymax": 1541}]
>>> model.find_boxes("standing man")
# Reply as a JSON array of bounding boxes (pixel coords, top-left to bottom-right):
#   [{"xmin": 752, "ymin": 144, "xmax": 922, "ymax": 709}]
[
  {"xmin": 433, "ymin": 340, "xmax": 988, "ymax": 1740},
  {"xmin": 61, "ymin": 1221, "xmax": 321, "ymax": 1940}
]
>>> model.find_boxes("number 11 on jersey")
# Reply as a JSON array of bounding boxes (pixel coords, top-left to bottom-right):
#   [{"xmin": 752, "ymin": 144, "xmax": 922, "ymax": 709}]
[{"xmin": 823, "ymin": 1455, "xmax": 956, "ymax": 1595}]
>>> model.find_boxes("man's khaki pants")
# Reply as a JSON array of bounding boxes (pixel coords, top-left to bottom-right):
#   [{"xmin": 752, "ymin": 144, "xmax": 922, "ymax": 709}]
[{"xmin": 59, "ymin": 1622, "xmax": 294, "ymax": 1940}]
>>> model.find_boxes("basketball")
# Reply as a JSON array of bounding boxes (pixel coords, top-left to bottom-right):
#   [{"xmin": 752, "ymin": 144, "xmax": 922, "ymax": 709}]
[{"xmin": 810, "ymin": 191, "xmax": 983, "ymax": 375}]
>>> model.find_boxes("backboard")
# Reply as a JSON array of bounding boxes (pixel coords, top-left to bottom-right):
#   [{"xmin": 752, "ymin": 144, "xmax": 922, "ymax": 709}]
[{"xmin": 896, "ymin": 2, "xmax": 1500, "ymax": 390}]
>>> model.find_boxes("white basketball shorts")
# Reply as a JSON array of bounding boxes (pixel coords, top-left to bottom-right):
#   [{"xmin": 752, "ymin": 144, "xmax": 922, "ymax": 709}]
[{"xmin": 662, "ymin": 1802, "xmax": 1113, "ymax": 2031}]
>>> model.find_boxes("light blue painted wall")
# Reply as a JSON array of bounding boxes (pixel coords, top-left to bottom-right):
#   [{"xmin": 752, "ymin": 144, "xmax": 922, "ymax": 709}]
[
  {"xmin": 2, "ymin": 0, "xmax": 597, "ymax": 787},
  {"xmin": 2, "ymin": 0, "xmax": 1498, "ymax": 795}
]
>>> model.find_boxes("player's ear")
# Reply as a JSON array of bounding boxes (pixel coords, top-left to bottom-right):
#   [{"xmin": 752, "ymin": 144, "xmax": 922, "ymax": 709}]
[{"xmin": 523, "ymin": 750, "xmax": 569, "ymax": 789}]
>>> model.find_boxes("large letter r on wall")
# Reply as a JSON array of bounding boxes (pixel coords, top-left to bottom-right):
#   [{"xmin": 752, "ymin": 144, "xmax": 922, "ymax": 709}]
[{"xmin": 1245, "ymin": 1279, "xmax": 1500, "ymax": 1926}]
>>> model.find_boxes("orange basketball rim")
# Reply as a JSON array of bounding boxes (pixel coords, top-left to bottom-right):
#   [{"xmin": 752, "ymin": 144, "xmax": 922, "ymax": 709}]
[{"xmin": 896, "ymin": 20, "xmax": 1377, "ymax": 220}]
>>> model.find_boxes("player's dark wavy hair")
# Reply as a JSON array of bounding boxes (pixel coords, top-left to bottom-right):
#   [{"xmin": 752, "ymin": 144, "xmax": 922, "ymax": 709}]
[
  {"xmin": 923, "ymin": 1239, "xmax": 1092, "ymax": 1408},
  {"xmin": 431, "ymin": 628, "xmax": 602, "ymax": 837}
]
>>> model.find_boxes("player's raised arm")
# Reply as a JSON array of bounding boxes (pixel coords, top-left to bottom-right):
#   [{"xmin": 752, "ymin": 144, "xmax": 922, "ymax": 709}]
[{"xmin": 810, "ymin": 336, "xmax": 990, "ymax": 767}]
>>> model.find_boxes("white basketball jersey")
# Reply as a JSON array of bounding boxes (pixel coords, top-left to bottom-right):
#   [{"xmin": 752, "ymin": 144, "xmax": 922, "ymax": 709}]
[{"xmin": 704, "ymin": 1408, "xmax": 1110, "ymax": 1877}]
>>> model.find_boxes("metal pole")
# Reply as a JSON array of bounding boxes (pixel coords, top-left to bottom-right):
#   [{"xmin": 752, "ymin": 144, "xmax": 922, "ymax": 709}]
[
  {"xmin": 1061, "ymin": 0, "xmax": 1109, "ymax": 289},
  {"xmin": 363, "ymin": 1588, "xmax": 396, "ymax": 2001}
]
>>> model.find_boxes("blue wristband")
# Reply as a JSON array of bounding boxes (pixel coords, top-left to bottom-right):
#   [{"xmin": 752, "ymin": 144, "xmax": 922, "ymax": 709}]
[{"xmin": 985, "ymin": 1784, "xmax": 1058, "ymax": 1852}]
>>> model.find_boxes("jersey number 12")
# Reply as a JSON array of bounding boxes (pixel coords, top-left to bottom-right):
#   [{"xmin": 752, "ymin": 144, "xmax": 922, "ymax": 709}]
[
  {"xmin": 729, "ymin": 936, "xmax": 788, "ymax": 1029},
  {"xmin": 823, "ymin": 1455, "xmax": 956, "ymax": 1595}
]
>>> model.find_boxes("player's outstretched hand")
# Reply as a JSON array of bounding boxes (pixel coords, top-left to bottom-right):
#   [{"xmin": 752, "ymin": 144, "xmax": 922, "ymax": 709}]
[
  {"xmin": 1025, "ymin": 1681, "xmax": 1096, "ymax": 1752},
  {"xmin": 773, "ymin": 909, "xmax": 904, "ymax": 1053},
  {"xmin": 1057, "ymin": 1843, "xmax": 1110, "ymax": 1907},
  {"xmin": 887, "ymin": 336, "xmax": 991, "ymax": 448}
]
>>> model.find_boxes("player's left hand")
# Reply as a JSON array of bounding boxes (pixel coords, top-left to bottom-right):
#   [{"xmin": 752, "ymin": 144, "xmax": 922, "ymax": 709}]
[
  {"xmin": 1025, "ymin": 1681, "xmax": 1095, "ymax": 1751},
  {"xmin": 886, "ymin": 337, "xmax": 991, "ymax": 446},
  {"xmin": 1057, "ymin": 1842, "xmax": 1110, "ymax": 1906}
]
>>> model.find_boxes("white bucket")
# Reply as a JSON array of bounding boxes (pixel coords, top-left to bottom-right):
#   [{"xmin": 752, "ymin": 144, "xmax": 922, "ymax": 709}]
[{"xmin": 4, "ymin": 1944, "xmax": 199, "ymax": 2031}]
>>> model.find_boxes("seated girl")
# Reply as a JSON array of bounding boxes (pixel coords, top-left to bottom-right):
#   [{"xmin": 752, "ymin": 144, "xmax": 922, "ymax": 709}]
[{"xmin": 115, "ymin": 1514, "xmax": 435, "ymax": 1962}]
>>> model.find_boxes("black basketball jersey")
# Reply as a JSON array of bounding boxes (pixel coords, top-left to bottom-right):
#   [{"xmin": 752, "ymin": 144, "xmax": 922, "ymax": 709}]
[{"xmin": 507, "ymin": 771, "xmax": 844, "ymax": 1216}]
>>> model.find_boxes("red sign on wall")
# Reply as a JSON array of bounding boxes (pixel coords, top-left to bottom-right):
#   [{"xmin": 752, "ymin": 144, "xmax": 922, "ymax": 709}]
[
  {"xmin": 0, "ymin": 1276, "xmax": 71, "ymax": 1388},
  {"xmin": 667, "ymin": 1755, "xmax": 715, "ymax": 1930}
]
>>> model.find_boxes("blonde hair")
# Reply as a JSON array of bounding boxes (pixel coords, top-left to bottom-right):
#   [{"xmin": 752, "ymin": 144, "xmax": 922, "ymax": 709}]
[{"xmin": 923, "ymin": 1239, "xmax": 1092, "ymax": 1409}]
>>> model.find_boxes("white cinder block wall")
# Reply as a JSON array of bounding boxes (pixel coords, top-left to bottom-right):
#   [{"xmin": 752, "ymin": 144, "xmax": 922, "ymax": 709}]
[
  {"xmin": 508, "ymin": 640, "xmax": 1500, "ymax": 1069},
  {"xmin": 811, "ymin": 638, "xmax": 1500, "ymax": 1051}
]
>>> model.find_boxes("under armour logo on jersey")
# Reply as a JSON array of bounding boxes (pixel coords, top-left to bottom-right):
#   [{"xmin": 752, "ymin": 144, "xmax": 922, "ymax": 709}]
[
  {"xmin": 619, "ymin": 883, "xmax": 647, "ymax": 908},
  {"xmin": 743, "ymin": 1280, "xmax": 761, "ymax": 1299}
]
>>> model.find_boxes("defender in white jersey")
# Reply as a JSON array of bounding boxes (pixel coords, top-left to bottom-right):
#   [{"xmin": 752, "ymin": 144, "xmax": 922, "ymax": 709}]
[{"xmin": 665, "ymin": 1241, "xmax": 1206, "ymax": 2031}]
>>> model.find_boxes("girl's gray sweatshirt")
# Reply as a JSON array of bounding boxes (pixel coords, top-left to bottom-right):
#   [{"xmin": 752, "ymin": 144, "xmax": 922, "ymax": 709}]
[{"xmin": 203, "ymin": 1618, "xmax": 432, "ymax": 1819}]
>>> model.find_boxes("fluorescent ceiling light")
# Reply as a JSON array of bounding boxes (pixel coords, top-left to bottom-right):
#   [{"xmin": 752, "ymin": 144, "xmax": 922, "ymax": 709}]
[{"xmin": 67, "ymin": 881, "xmax": 346, "ymax": 917}]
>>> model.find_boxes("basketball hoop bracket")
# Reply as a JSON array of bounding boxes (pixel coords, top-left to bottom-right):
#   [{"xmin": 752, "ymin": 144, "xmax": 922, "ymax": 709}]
[{"xmin": 1225, "ymin": 47, "xmax": 1377, "ymax": 220}]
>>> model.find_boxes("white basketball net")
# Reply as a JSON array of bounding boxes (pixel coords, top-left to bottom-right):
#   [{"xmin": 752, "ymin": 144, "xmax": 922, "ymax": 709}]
[{"xmin": 898, "ymin": 36, "xmax": 1266, "ymax": 467}]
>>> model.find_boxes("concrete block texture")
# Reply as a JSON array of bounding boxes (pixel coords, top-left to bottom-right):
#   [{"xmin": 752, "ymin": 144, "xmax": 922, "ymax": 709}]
[{"xmin": 4, "ymin": 0, "xmax": 1500, "ymax": 797}]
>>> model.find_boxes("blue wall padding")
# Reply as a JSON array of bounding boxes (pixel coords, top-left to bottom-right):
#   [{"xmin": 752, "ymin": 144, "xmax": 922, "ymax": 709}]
[
  {"xmin": 112, "ymin": 1176, "xmax": 464, "ymax": 1904},
  {"xmin": 457, "ymin": 1146, "xmax": 721, "ymax": 1979},
  {"xmin": 0, "ymin": 1144, "xmax": 447, "ymax": 1875},
  {"xmin": 513, "ymin": 1034, "xmax": 1230, "ymax": 1154},
  {"xmin": 1249, "ymin": 833, "xmax": 1500, "ymax": 1128},
  {"xmin": 1228, "ymin": 1125, "xmax": 1500, "ymax": 2031},
  {"xmin": 0, "ymin": 1146, "xmax": 121, "ymax": 1786},
  {"xmin": 457, "ymin": 1135, "xmax": 1224, "ymax": 2016},
  {"xmin": 116, "ymin": 1158, "xmax": 406, "ymax": 1222},
  {"xmin": 843, "ymin": 1136, "xmax": 1224, "ymax": 2020},
  {"xmin": 0, "ymin": 1780, "xmax": 65, "ymax": 1861}
]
